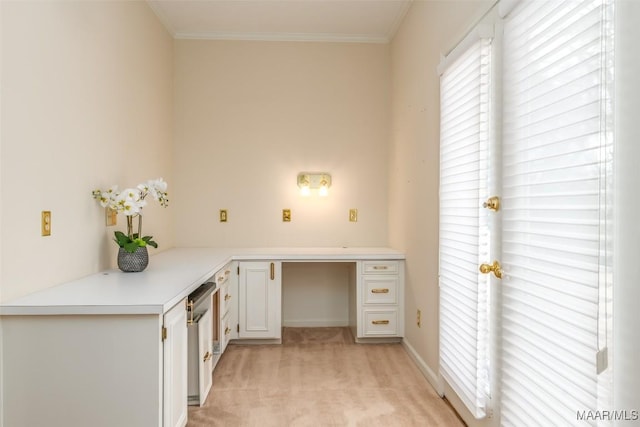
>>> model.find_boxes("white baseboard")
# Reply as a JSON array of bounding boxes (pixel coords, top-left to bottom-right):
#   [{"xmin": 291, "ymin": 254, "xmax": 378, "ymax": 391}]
[
  {"xmin": 402, "ymin": 338, "xmax": 444, "ymax": 397},
  {"xmin": 282, "ymin": 319, "xmax": 349, "ymax": 327}
]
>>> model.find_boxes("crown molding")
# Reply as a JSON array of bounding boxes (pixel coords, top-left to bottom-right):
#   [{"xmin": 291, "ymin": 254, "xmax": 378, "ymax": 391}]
[
  {"xmin": 386, "ymin": 0, "xmax": 412, "ymax": 42},
  {"xmin": 174, "ymin": 31, "xmax": 389, "ymax": 44},
  {"xmin": 146, "ymin": 0, "xmax": 176, "ymax": 37}
]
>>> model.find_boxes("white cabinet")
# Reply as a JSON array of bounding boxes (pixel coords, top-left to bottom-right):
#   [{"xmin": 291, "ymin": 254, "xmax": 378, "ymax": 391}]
[
  {"xmin": 1, "ymin": 300, "xmax": 189, "ymax": 427},
  {"xmin": 187, "ymin": 308, "xmax": 213, "ymax": 406},
  {"xmin": 163, "ymin": 299, "xmax": 188, "ymax": 427},
  {"xmin": 0, "ymin": 248, "xmax": 405, "ymax": 426},
  {"xmin": 234, "ymin": 259, "xmax": 403, "ymax": 343},
  {"xmin": 238, "ymin": 261, "xmax": 282, "ymax": 340},
  {"xmin": 219, "ymin": 273, "xmax": 232, "ymax": 352},
  {"xmin": 214, "ymin": 261, "xmax": 236, "ymax": 353},
  {"xmin": 357, "ymin": 260, "xmax": 404, "ymax": 340}
]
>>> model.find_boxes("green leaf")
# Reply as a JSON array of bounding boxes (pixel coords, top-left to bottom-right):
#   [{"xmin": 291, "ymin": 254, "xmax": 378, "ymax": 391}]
[
  {"xmin": 142, "ymin": 235, "xmax": 158, "ymax": 248},
  {"xmin": 112, "ymin": 231, "xmax": 158, "ymax": 251},
  {"xmin": 123, "ymin": 241, "xmax": 139, "ymax": 253},
  {"xmin": 114, "ymin": 231, "xmax": 130, "ymax": 247}
]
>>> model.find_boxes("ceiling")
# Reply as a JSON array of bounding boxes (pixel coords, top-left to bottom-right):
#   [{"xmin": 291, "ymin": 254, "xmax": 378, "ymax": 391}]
[{"xmin": 147, "ymin": 0, "xmax": 412, "ymax": 43}]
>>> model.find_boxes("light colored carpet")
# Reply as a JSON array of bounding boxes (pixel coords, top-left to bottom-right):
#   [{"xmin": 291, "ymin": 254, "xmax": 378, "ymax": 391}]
[{"xmin": 187, "ymin": 327, "xmax": 464, "ymax": 427}]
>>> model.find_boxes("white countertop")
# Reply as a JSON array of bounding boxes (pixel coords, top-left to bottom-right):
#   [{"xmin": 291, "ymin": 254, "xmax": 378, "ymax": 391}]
[{"xmin": 0, "ymin": 247, "xmax": 404, "ymax": 316}]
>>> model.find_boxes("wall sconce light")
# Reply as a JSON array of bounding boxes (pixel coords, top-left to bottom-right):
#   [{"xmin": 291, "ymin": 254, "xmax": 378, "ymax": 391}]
[{"xmin": 297, "ymin": 172, "xmax": 331, "ymax": 197}]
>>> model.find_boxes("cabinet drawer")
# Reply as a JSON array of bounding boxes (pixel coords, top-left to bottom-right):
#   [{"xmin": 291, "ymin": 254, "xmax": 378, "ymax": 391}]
[
  {"xmin": 363, "ymin": 277, "xmax": 398, "ymax": 305},
  {"xmin": 215, "ymin": 263, "xmax": 233, "ymax": 287},
  {"xmin": 362, "ymin": 261, "xmax": 399, "ymax": 275},
  {"xmin": 363, "ymin": 309, "xmax": 398, "ymax": 336},
  {"xmin": 220, "ymin": 311, "xmax": 233, "ymax": 354},
  {"xmin": 220, "ymin": 282, "xmax": 232, "ymax": 317}
]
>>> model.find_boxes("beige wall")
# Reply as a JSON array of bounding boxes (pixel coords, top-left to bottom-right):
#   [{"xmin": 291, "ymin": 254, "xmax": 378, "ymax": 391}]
[
  {"xmin": 173, "ymin": 40, "xmax": 389, "ymax": 248},
  {"xmin": 0, "ymin": 1, "xmax": 174, "ymax": 302},
  {"xmin": 389, "ymin": 0, "xmax": 491, "ymax": 384}
]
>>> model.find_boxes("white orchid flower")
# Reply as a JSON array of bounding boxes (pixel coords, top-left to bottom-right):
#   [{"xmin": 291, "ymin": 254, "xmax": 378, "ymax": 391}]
[
  {"xmin": 92, "ymin": 179, "xmax": 168, "ymax": 249},
  {"xmin": 120, "ymin": 188, "xmax": 142, "ymax": 201},
  {"xmin": 114, "ymin": 189, "xmax": 145, "ymax": 215},
  {"xmin": 92, "ymin": 186, "xmax": 120, "ymax": 208},
  {"xmin": 144, "ymin": 178, "xmax": 169, "ymax": 207}
]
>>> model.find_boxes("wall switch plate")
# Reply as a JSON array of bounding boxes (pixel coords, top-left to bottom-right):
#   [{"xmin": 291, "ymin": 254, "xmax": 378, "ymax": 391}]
[
  {"xmin": 219, "ymin": 209, "xmax": 228, "ymax": 222},
  {"xmin": 349, "ymin": 209, "xmax": 358, "ymax": 222},
  {"xmin": 282, "ymin": 209, "xmax": 291, "ymax": 222},
  {"xmin": 41, "ymin": 211, "xmax": 51, "ymax": 236},
  {"xmin": 106, "ymin": 208, "xmax": 117, "ymax": 226}
]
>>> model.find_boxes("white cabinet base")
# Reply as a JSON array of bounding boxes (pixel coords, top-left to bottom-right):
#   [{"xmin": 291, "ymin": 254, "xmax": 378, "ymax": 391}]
[{"xmin": 2, "ymin": 315, "xmax": 164, "ymax": 427}]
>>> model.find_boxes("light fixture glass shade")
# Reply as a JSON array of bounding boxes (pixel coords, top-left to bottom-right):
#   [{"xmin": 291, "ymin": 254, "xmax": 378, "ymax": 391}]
[
  {"xmin": 318, "ymin": 181, "xmax": 329, "ymax": 197},
  {"xmin": 297, "ymin": 172, "xmax": 331, "ymax": 196}
]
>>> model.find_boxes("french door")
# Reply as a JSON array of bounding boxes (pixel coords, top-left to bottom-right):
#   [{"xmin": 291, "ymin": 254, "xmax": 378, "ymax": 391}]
[{"xmin": 439, "ymin": 1, "xmax": 614, "ymax": 426}]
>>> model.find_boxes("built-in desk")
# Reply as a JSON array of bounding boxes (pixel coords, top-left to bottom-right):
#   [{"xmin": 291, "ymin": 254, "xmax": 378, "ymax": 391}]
[{"xmin": 0, "ymin": 247, "xmax": 405, "ymax": 427}]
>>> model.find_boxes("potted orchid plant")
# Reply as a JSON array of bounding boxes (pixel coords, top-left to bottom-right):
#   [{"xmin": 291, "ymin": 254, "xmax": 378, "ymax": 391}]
[{"xmin": 92, "ymin": 178, "xmax": 169, "ymax": 272}]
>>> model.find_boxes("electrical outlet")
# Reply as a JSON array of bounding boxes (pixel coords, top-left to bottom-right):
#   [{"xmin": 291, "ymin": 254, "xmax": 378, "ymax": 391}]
[
  {"xmin": 417, "ymin": 309, "xmax": 422, "ymax": 327},
  {"xmin": 219, "ymin": 209, "xmax": 228, "ymax": 222},
  {"xmin": 349, "ymin": 208, "xmax": 358, "ymax": 222},
  {"xmin": 106, "ymin": 208, "xmax": 117, "ymax": 226},
  {"xmin": 282, "ymin": 209, "xmax": 291, "ymax": 222},
  {"xmin": 41, "ymin": 211, "xmax": 51, "ymax": 236}
]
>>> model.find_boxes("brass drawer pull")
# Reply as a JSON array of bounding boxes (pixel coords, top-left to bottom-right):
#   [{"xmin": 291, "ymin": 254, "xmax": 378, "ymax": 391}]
[
  {"xmin": 225, "ymin": 327, "xmax": 231, "ymax": 335},
  {"xmin": 372, "ymin": 320, "xmax": 390, "ymax": 325},
  {"xmin": 225, "ymin": 294, "xmax": 231, "ymax": 301},
  {"xmin": 373, "ymin": 266, "xmax": 389, "ymax": 270},
  {"xmin": 203, "ymin": 351, "xmax": 212, "ymax": 362},
  {"xmin": 371, "ymin": 288, "xmax": 389, "ymax": 294}
]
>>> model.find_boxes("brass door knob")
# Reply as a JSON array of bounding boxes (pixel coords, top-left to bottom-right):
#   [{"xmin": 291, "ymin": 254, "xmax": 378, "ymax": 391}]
[
  {"xmin": 479, "ymin": 260, "xmax": 503, "ymax": 279},
  {"xmin": 483, "ymin": 196, "xmax": 500, "ymax": 211}
]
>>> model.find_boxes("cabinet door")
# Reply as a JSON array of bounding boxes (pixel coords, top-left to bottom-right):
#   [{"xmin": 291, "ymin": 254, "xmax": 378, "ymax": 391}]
[
  {"xmin": 163, "ymin": 299, "xmax": 188, "ymax": 427},
  {"xmin": 198, "ymin": 309, "xmax": 213, "ymax": 405},
  {"xmin": 238, "ymin": 261, "xmax": 282, "ymax": 339}
]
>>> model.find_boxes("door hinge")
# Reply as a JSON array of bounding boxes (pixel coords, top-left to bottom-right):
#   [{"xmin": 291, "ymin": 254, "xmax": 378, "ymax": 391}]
[
  {"xmin": 237, "ymin": 266, "xmax": 240, "ymax": 275},
  {"xmin": 236, "ymin": 324, "xmax": 239, "ymax": 333},
  {"xmin": 161, "ymin": 326, "xmax": 167, "ymax": 341}
]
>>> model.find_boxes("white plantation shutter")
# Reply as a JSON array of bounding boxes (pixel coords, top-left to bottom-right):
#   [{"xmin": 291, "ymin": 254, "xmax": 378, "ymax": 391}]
[
  {"xmin": 500, "ymin": 0, "xmax": 614, "ymax": 425},
  {"xmin": 439, "ymin": 36, "xmax": 492, "ymax": 419}
]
